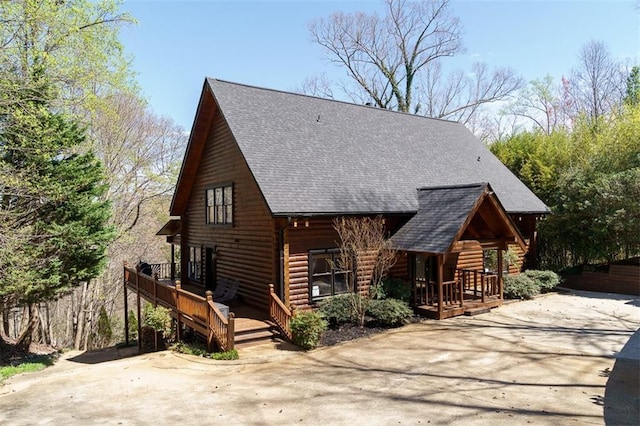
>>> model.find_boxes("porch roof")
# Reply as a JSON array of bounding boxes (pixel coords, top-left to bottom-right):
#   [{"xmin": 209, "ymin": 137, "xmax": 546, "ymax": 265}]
[
  {"xmin": 156, "ymin": 219, "xmax": 181, "ymax": 236},
  {"xmin": 390, "ymin": 183, "xmax": 524, "ymax": 255}
]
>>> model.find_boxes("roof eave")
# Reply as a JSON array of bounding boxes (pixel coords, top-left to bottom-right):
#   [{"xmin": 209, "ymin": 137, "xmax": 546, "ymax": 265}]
[{"xmin": 169, "ymin": 79, "xmax": 218, "ymax": 216}]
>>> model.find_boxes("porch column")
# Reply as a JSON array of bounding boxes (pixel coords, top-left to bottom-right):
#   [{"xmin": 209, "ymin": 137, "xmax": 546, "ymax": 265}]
[
  {"xmin": 124, "ymin": 275, "xmax": 129, "ymax": 345},
  {"xmin": 497, "ymin": 248, "xmax": 504, "ymax": 300},
  {"xmin": 283, "ymin": 226, "xmax": 290, "ymax": 306},
  {"xmin": 437, "ymin": 254, "xmax": 444, "ymax": 318},
  {"xmin": 170, "ymin": 244, "xmax": 176, "ymax": 281}
]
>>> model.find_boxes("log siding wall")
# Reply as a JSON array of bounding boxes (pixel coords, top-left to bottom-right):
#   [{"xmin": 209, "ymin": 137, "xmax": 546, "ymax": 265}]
[
  {"xmin": 182, "ymin": 114, "xmax": 277, "ymax": 310},
  {"xmin": 287, "ymin": 218, "xmax": 339, "ymax": 309}
]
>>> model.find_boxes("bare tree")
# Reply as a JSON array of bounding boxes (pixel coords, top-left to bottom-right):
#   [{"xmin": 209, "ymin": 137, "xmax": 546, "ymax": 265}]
[
  {"xmin": 294, "ymin": 73, "xmax": 336, "ymax": 100},
  {"xmin": 506, "ymin": 75, "xmax": 579, "ymax": 135},
  {"xmin": 308, "ymin": 0, "xmax": 522, "ymax": 124},
  {"xmin": 333, "ymin": 216, "xmax": 397, "ymax": 327},
  {"xmin": 570, "ymin": 40, "xmax": 626, "ymax": 125}
]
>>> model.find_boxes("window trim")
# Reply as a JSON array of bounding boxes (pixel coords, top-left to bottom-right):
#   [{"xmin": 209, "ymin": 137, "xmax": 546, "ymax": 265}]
[
  {"xmin": 308, "ymin": 248, "xmax": 351, "ymax": 303},
  {"xmin": 205, "ymin": 183, "xmax": 233, "ymax": 226}
]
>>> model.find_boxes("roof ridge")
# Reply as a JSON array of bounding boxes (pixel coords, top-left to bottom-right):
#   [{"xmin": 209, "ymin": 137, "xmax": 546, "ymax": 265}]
[
  {"xmin": 205, "ymin": 77, "xmax": 464, "ymax": 126},
  {"xmin": 417, "ymin": 182, "xmax": 488, "ymax": 191}
]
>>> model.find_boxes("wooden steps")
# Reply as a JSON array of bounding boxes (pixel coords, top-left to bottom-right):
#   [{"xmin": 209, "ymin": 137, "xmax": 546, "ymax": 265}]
[
  {"xmin": 464, "ymin": 306, "xmax": 491, "ymax": 316},
  {"xmin": 415, "ymin": 296, "xmax": 503, "ymax": 319},
  {"xmin": 234, "ymin": 320, "xmax": 283, "ymax": 348}
]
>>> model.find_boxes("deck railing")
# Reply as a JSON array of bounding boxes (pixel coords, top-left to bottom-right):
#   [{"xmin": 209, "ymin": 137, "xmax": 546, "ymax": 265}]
[
  {"xmin": 456, "ymin": 269, "xmax": 500, "ymax": 302},
  {"xmin": 268, "ymin": 284, "xmax": 292, "ymax": 341},
  {"xmin": 148, "ymin": 263, "xmax": 178, "ymax": 280},
  {"xmin": 124, "ymin": 263, "xmax": 234, "ymax": 351},
  {"xmin": 441, "ymin": 280, "xmax": 464, "ymax": 307},
  {"xmin": 414, "ymin": 280, "xmax": 463, "ymax": 307},
  {"xmin": 205, "ymin": 292, "xmax": 235, "ymax": 351}
]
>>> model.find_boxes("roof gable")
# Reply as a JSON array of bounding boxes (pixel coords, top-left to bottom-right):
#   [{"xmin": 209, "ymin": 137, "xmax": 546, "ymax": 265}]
[
  {"xmin": 171, "ymin": 78, "xmax": 549, "ymax": 216},
  {"xmin": 391, "ymin": 183, "xmax": 525, "ymax": 255}
]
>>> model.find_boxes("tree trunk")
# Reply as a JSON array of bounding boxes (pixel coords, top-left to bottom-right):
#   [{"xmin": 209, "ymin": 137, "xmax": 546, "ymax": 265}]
[
  {"xmin": 74, "ymin": 282, "xmax": 88, "ymax": 350},
  {"xmin": 15, "ymin": 303, "xmax": 39, "ymax": 351},
  {"xmin": 65, "ymin": 297, "xmax": 74, "ymax": 347},
  {"xmin": 1, "ymin": 300, "xmax": 9, "ymax": 339},
  {"xmin": 38, "ymin": 304, "xmax": 49, "ymax": 345}
]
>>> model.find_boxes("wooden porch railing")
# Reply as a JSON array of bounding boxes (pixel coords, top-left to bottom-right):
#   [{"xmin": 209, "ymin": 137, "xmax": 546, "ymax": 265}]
[
  {"xmin": 148, "ymin": 263, "xmax": 179, "ymax": 280},
  {"xmin": 124, "ymin": 263, "xmax": 234, "ymax": 351},
  {"xmin": 268, "ymin": 284, "xmax": 292, "ymax": 341},
  {"xmin": 456, "ymin": 269, "xmax": 500, "ymax": 302},
  {"xmin": 414, "ymin": 280, "xmax": 463, "ymax": 307},
  {"xmin": 441, "ymin": 280, "xmax": 464, "ymax": 307}
]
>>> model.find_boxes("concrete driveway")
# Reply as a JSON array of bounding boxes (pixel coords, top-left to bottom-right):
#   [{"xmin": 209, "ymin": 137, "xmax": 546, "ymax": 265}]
[{"xmin": 1, "ymin": 289, "xmax": 638, "ymax": 425}]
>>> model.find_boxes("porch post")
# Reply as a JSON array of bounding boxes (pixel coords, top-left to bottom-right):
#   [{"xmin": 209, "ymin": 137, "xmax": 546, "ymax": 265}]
[
  {"xmin": 283, "ymin": 226, "xmax": 290, "ymax": 305},
  {"xmin": 497, "ymin": 248, "xmax": 504, "ymax": 300},
  {"xmin": 170, "ymin": 244, "xmax": 176, "ymax": 281},
  {"xmin": 136, "ymin": 273, "xmax": 141, "ymax": 354},
  {"xmin": 124, "ymin": 264, "xmax": 129, "ymax": 346},
  {"xmin": 437, "ymin": 254, "xmax": 444, "ymax": 319}
]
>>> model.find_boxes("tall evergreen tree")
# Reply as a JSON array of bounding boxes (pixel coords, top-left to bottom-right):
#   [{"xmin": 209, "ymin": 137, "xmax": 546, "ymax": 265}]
[{"xmin": 0, "ymin": 89, "xmax": 115, "ymax": 349}]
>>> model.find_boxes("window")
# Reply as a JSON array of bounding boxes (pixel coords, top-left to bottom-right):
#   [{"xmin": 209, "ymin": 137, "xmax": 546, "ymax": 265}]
[
  {"xmin": 483, "ymin": 249, "xmax": 509, "ymax": 274},
  {"xmin": 206, "ymin": 184, "xmax": 233, "ymax": 225},
  {"xmin": 188, "ymin": 246, "xmax": 201, "ymax": 281},
  {"xmin": 309, "ymin": 249, "xmax": 350, "ymax": 301},
  {"xmin": 415, "ymin": 254, "xmax": 437, "ymax": 283}
]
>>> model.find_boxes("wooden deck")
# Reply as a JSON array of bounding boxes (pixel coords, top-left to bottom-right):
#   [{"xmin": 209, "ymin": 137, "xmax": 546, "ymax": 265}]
[{"xmin": 124, "ymin": 264, "xmax": 291, "ymax": 351}]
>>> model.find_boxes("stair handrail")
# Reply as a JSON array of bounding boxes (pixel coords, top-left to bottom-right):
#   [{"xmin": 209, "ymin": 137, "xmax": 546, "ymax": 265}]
[
  {"xmin": 268, "ymin": 284, "xmax": 292, "ymax": 340},
  {"xmin": 206, "ymin": 291, "xmax": 235, "ymax": 351}
]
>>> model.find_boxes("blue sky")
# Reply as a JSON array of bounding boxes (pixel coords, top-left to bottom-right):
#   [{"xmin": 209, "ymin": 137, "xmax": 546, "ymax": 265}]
[{"xmin": 120, "ymin": 0, "xmax": 639, "ymax": 130}]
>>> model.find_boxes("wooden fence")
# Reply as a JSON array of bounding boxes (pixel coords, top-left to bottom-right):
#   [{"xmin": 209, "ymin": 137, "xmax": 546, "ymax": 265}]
[{"xmin": 562, "ymin": 264, "xmax": 639, "ymax": 296}]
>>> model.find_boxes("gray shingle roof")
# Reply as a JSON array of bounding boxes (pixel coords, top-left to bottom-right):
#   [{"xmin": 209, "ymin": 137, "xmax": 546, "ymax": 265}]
[
  {"xmin": 207, "ymin": 78, "xmax": 549, "ymax": 215},
  {"xmin": 391, "ymin": 183, "xmax": 487, "ymax": 254}
]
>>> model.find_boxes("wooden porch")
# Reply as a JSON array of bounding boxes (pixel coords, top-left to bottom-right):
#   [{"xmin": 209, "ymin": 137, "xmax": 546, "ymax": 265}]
[
  {"xmin": 413, "ymin": 269, "xmax": 503, "ymax": 319},
  {"xmin": 123, "ymin": 263, "xmax": 292, "ymax": 352}
]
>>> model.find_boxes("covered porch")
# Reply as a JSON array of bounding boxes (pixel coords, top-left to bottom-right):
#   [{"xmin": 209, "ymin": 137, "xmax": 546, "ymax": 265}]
[{"xmin": 391, "ymin": 183, "xmax": 526, "ymax": 320}]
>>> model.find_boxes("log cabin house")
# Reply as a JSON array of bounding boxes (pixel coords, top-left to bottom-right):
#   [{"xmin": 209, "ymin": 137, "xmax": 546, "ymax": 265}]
[{"xmin": 125, "ymin": 78, "xmax": 549, "ymax": 350}]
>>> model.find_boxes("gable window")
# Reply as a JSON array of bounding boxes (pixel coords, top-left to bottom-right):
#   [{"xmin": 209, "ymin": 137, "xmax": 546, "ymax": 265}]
[
  {"xmin": 206, "ymin": 184, "xmax": 233, "ymax": 225},
  {"xmin": 188, "ymin": 246, "xmax": 201, "ymax": 282},
  {"xmin": 309, "ymin": 249, "xmax": 350, "ymax": 302}
]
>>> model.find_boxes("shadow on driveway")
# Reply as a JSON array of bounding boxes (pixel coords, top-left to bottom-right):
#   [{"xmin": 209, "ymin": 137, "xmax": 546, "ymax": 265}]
[
  {"xmin": 67, "ymin": 344, "xmax": 139, "ymax": 365},
  {"xmin": 605, "ymin": 328, "xmax": 640, "ymax": 425}
]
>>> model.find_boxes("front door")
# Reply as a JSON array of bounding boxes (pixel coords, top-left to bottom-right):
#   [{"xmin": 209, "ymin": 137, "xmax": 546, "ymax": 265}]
[{"xmin": 205, "ymin": 247, "xmax": 216, "ymax": 292}]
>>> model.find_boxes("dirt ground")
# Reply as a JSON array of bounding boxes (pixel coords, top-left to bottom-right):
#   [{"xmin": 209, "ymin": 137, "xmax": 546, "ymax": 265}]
[{"xmin": 1, "ymin": 289, "xmax": 638, "ymax": 425}]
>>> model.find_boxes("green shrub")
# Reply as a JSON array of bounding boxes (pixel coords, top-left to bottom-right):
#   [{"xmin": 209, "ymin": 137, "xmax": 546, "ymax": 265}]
[
  {"xmin": 170, "ymin": 342, "xmax": 239, "ymax": 360},
  {"xmin": 524, "ymin": 270, "xmax": 561, "ymax": 293},
  {"xmin": 382, "ymin": 278, "xmax": 412, "ymax": 303},
  {"xmin": 142, "ymin": 303, "xmax": 173, "ymax": 338},
  {"xmin": 211, "ymin": 349, "xmax": 239, "ymax": 360},
  {"xmin": 503, "ymin": 274, "xmax": 538, "ymax": 299},
  {"xmin": 366, "ymin": 298, "xmax": 413, "ymax": 326},
  {"xmin": 170, "ymin": 341, "xmax": 209, "ymax": 357},
  {"xmin": 127, "ymin": 309, "xmax": 138, "ymax": 340},
  {"xmin": 318, "ymin": 294, "xmax": 360, "ymax": 326},
  {"xmin": 290, "ymin": 311, "xmax": 328, "ymax": 350}
]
